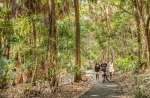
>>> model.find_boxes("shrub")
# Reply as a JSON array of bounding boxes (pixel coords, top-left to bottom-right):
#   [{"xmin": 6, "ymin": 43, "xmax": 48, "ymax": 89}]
[
  {"xmin": 133, "ymin": 87, "xmax": 150, "ymax": 98},
  {"xmin": 0, "ymin": 57, "xmax": 15, "ymax": 88},
  {"xmin": 115, "ymin": 57, "xmax": 133, "ymax": 72}
]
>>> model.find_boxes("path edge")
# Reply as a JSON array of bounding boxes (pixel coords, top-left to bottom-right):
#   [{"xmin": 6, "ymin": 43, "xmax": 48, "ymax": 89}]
[
  {"xmin": 73, "ymin": 76, "xmax": 94, "ymax": 98},
  {"xmin": 115, "ymin": 80, "xmax": 124, "ymax": 95}
]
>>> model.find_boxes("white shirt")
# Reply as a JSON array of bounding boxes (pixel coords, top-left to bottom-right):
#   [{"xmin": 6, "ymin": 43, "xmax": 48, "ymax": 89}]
[{"xmin": 109, "ymin": 63, "xmax": 114, "ymax": 72}]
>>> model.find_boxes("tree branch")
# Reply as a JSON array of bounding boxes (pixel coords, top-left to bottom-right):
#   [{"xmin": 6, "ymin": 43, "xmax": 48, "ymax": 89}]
[
  {"xmin": 135, "ymin": 0, "xmax": 146, "ymax": 28},
  {"xmin": 146, "ymin": 0, "xmax": 149, "ymax": 14},
  {"xmin": 130, "ymin": 0, "xmax": 134, "ymax": 3},
  {"xmin": 101, "ymin": 0, "xmax": 134, "ymax": 16},
  {"xmin": 146, "ymin": 14, "xmax": 150, "ymax": 29}
]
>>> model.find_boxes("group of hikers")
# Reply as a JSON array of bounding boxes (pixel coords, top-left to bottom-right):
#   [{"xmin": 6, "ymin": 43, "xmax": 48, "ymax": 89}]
[{"xmin": 94, "ymin": 60, "xmax": 115, "ymax": 83}]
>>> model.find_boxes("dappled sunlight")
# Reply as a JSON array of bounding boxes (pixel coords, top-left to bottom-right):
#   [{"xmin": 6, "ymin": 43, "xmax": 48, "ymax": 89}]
[
  {"xmin": 0, "ymin": 0, "xmax": 149, "ymax": 97},
  {"xmin": 90, "ymin": 94, "xmax": 99, "ymax": 97},
  {"xmin": 105, "ymin": 84, "xmax": 119, "ymax": 87}
]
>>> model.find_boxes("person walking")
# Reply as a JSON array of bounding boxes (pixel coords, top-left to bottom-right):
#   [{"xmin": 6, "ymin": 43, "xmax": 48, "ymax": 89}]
[
  {"xmin": 101, "ymin": 60, "xmax": 109, "ymax": 83},
  {"xmin": 94, "ymin": 62, "xmax": 100, "ymax": 82},
  {"xmin": 105, "ymin": 59, "xmax": 110, "ymax": 80},
  {"xmin": 109, "ymin": 60, "xmax": 115, "ymax": 81}
]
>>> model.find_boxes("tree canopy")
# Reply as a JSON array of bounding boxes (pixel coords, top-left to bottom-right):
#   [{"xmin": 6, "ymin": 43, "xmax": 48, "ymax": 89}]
[{"xmin": 0, "ymin": 0, "xmax": 149, "ymax": 97}]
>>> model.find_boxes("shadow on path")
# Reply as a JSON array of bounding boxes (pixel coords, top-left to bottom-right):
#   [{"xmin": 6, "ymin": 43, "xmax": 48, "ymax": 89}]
[{"xmin": 80, "ymin": 70, "xmax": 122, "ymax": 98}]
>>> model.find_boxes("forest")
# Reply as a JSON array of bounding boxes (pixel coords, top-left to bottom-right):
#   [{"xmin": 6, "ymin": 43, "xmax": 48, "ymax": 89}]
[{"xmin": 0, "ymin": 0, "xmax": 150, "ymax": 98}]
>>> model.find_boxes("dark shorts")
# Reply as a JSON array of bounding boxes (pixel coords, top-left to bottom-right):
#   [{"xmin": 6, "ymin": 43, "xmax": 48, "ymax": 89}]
[
  {"xmin": 102, "ymin": 70, "xmax": 106, "ymax": 72},
  {"xmin": 102, "ymin": 70, "xmax": 107, "ymax": 76}
]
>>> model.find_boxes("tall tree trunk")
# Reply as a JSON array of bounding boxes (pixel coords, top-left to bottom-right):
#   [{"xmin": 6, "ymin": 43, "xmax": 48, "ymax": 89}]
[
  {"xmin": 49, "ymin": 0, "xmax": 58, "ymax": 92},
  {"xmin": 144, "ymin": 0, "xmax": 150, "ymax": 68},
  {"xmin": 42, "ymin": 2, "xmax": 50, "ymax": 79},
  {"xmin": 144, "ymin": 25, "xmax": 150, "ymax": 69},
  {"xmin": 45, "ymin": 11, "xmax": 50, "ymax": 79},
  {"xmin": 74, "ymin": 0, "xmax": 81, "ymax": 82},
  {"xmin": 107, "ymin": 38, "xmax": 110, "ymax": 59},
  {"xmin": 0, "ymin": 31, "xmax": 1, "ymax": 56},
  {"xmin": 134, "ymin": 0, "xmax": 150, "ymax": 69},
  {"xmin": 6, "ymin": 0, "xmax": 10, "ymax": 59},
  {"xmin": 31, "ymin": 22, "xmax": 37, "ymax": 85},
  {"xmin": 30, "ymin": 29, "xmax": 33, "ymax": 56},
  {"xmin": 101, "ymin": 50, "xmax": 105, "ymax": 61},
  {"xmin": 135, "ymin": 14, "xmax": 141, "ymax": 67},
  {"xmin": 142, "ymin": 35, "xmax": 147, "ymax": 59}
]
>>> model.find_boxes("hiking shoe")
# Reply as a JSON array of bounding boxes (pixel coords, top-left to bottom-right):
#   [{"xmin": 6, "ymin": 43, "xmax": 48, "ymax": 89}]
[
  {"xmin": 103, "ymin": 80, "xmax": 105, "ymax": 83},
  {"xmin": 106, "ymin": 78, "xmax": 109, "ymax": 81}
]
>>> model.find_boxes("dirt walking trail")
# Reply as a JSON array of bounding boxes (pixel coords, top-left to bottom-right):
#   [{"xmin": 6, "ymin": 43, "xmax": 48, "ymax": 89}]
[{"xmin": 80, "ymin": 70, "xmax": 123, "ymax": 98}]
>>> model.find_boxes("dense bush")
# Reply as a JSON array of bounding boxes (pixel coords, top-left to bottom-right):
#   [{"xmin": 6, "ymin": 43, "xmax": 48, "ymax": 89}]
[
  {"xmin": 133, "ymin": 87, "xmax": 150, "ymax": 98},
  {"xmin": 115, "ymin": 57, "xmax": 138, "ymax": 72},
  {"xmin": 0, "ymin": 57, "xmax": 15, "ymax": 88}
]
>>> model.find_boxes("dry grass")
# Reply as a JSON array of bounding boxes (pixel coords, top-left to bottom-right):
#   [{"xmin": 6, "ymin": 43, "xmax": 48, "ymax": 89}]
[
  {"xmin": 0, "ymin": 69, "xmax": 93, "ymax": 98},
  {"xmin": 115, "ymin": 71, "xmax": 150, "ymax": 97}
]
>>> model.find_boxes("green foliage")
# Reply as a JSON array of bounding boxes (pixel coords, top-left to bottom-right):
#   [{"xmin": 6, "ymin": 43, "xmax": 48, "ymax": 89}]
[
  {"xmin": 72, "ymin": 64, "xmax": 81, "ymax": 75},
  {"xmin": 14, "ymin": 16, "xmax": 31, "ymax": 36},
  {"xmin": 0, "ymin": 0, "xmax": 148, "ymax": 93},
  {"xmin": 57, "ymin": 21, "xmax": 74, "ymax": 38},
  {"xmin": 133, "ymin": 87, "xmax": 150, "ymax": 98},
  {"xmin": 0, "ymin": 57, "xmax": 15, "ymax": 88},
  {"xmin": 88, "ymin": 0, "xmax": 98, "ymax": 3},
  {"xmin": 115, "ymin": 57, "xmax": 136, "ymax": 72},
  {"xmin": 115, "ymin": 56, "xmax": 148, "ymax": 73},
  {"xmin": 49, "ymin": 68, "xmax": 58, "ymax": 76}
]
